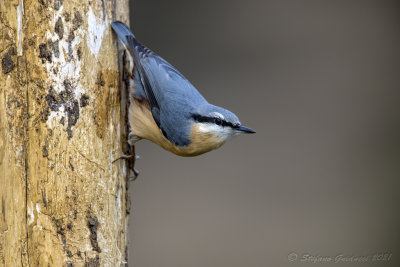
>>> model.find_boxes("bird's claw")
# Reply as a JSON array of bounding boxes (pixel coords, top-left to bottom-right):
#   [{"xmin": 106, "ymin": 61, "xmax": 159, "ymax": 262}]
[
  {"xmin": 131, "ymin": 168, "xmax": 140, "ymax": 181},
  {"xmin": 113, "ymin": 153, "xmax": 140, "ymax": 181},
  {"xmin": 112, "ymin": 154, "xmax": 133, "ymax": 164}
]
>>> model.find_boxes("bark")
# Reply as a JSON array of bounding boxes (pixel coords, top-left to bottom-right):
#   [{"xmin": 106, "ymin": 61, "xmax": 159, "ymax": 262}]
[{"xmin": 0, "ymin": 0, "xmax": 130, "ymax": 266}]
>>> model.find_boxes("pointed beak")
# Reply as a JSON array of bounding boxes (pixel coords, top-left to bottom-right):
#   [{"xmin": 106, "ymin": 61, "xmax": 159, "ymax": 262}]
[{"xmin": 236, "ymin": 125, "xmax": 256, "ymax": 134}]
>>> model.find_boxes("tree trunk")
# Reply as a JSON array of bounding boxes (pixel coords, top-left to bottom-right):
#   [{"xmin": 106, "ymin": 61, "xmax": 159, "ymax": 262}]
[{"xmin": 0, "ymin": 0, "xmax": 130, "ymax": 266}]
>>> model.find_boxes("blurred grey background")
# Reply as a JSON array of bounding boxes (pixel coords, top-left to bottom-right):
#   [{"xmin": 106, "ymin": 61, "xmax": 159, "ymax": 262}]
[{"xmin": 128, "ymin": 1, "xmax": 400, "ymax": 266}]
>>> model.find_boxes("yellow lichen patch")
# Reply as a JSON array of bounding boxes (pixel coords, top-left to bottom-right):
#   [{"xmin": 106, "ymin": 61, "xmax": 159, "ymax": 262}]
[{"xmin": 92, "ymin": 70, "xmax": 119, "ymax": 140}]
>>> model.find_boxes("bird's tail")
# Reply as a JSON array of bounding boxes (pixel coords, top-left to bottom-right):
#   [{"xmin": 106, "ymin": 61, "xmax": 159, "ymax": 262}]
[{"xmin": 111, "ymin": 21, "xmax": 136, "ymax": 48}]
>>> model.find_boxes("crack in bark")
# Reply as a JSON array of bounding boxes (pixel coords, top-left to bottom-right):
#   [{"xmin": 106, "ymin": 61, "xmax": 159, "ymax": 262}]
[
  {"xmin": 120, "ymin": 33, "xmax": 132, "ymax": 265},
  {"xmin": 24, "ymin": 49, "xmax": 30, "ymax": 267},
  {"xmin": 74, "ymin": 149, "xmax": 106, "ymax": 171}
]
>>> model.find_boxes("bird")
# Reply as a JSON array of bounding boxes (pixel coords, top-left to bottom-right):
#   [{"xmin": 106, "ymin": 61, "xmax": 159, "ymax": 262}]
[{"xmin": 111, "ymin": 21, "xmax": 255, "ymax": 157}]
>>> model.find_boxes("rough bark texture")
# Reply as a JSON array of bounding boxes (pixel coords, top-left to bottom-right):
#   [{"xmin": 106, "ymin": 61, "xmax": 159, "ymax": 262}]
[{"xmin": 0, "ymin": 0, "xmax": 130, "ymax": 266}]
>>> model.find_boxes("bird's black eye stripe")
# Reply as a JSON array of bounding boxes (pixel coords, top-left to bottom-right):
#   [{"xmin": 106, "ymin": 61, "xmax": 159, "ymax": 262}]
[
  {"xmin": 192, "ymin": 114, "xmax": 238, "ymax": 128},
  {"xmin": 192, "ymin": 114, "xmax": 214, "ymax": 124}
]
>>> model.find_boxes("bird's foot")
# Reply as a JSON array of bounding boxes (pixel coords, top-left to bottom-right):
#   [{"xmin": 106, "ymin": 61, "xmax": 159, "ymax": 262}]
[
  {"xmin": 128, "ymin": 133, "xmax": 142, "ymax": 146},
  {"xmin": 113, "ymin": 132, "xmax": 141, "ymax": 180},
  {"xmin": 113, "ymin": 149, "xmax": 140, "ymax": 180},
  {"xmin": 131, "ymin": 168, "xmax": 140, "ymax": 181},
  {"xmin": 112, "ymin": 154, "xmax": 133, "ymax": 163},
  {"xmin": 113, "ymin": 153, "xmax": 140, "ymax": 181}
]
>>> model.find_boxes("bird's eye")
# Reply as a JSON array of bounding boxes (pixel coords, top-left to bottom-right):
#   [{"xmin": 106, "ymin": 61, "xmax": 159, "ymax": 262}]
[{"xmin": 214, "ymin": 118, "xmax": 222, "ymax": 125}]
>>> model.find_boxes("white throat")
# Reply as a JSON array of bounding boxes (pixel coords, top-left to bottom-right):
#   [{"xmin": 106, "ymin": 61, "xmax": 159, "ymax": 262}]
[{"xmin": 198, "ymin": 123, "xmax": 235, "ymax": 142}]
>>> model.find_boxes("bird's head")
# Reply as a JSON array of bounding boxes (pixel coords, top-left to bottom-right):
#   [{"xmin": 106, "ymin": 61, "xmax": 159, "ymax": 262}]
[{"xmin": 191, "ymin": 104, "xmax": 255, "ymax": 145}]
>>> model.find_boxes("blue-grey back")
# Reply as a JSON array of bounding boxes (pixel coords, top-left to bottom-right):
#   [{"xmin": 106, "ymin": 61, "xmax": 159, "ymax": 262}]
[
  {"xmin": 112, "ymin": 21, "xmax": 208, "ymax": 146},
  {"xmin": 138, "ymin": 50, "xmax": 208, "ymax": 146}
]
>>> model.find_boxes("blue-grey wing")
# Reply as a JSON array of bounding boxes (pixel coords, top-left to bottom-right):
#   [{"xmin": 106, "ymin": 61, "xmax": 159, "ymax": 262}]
[
  {"xmin": 132, "ymin": 66, "xmax": 146, "ymax": 100},
  {"xmin": 112, "ymin": 21, "xmax": 207, "ymax": 146},
  {"xmin": 137, "ymin": 49, "xmax": 208, "ymax": 146}
]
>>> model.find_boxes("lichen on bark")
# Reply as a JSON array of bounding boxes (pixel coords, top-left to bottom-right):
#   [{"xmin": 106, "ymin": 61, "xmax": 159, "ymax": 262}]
[{"xmin": 0, "ymin": 0, "xmax": 131, "ymax": 265}]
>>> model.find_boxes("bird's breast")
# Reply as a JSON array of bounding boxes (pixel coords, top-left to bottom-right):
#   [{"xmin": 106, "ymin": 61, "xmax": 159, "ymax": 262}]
[{"xmin": 129, "ymin": 98, "xmax": 225, "ymax": 156}]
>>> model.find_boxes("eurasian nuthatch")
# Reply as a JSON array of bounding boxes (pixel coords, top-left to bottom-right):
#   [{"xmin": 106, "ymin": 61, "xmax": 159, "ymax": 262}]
[{"xmin": 112, "ymin": 21, "xmax": 255, "ymax": 157}]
